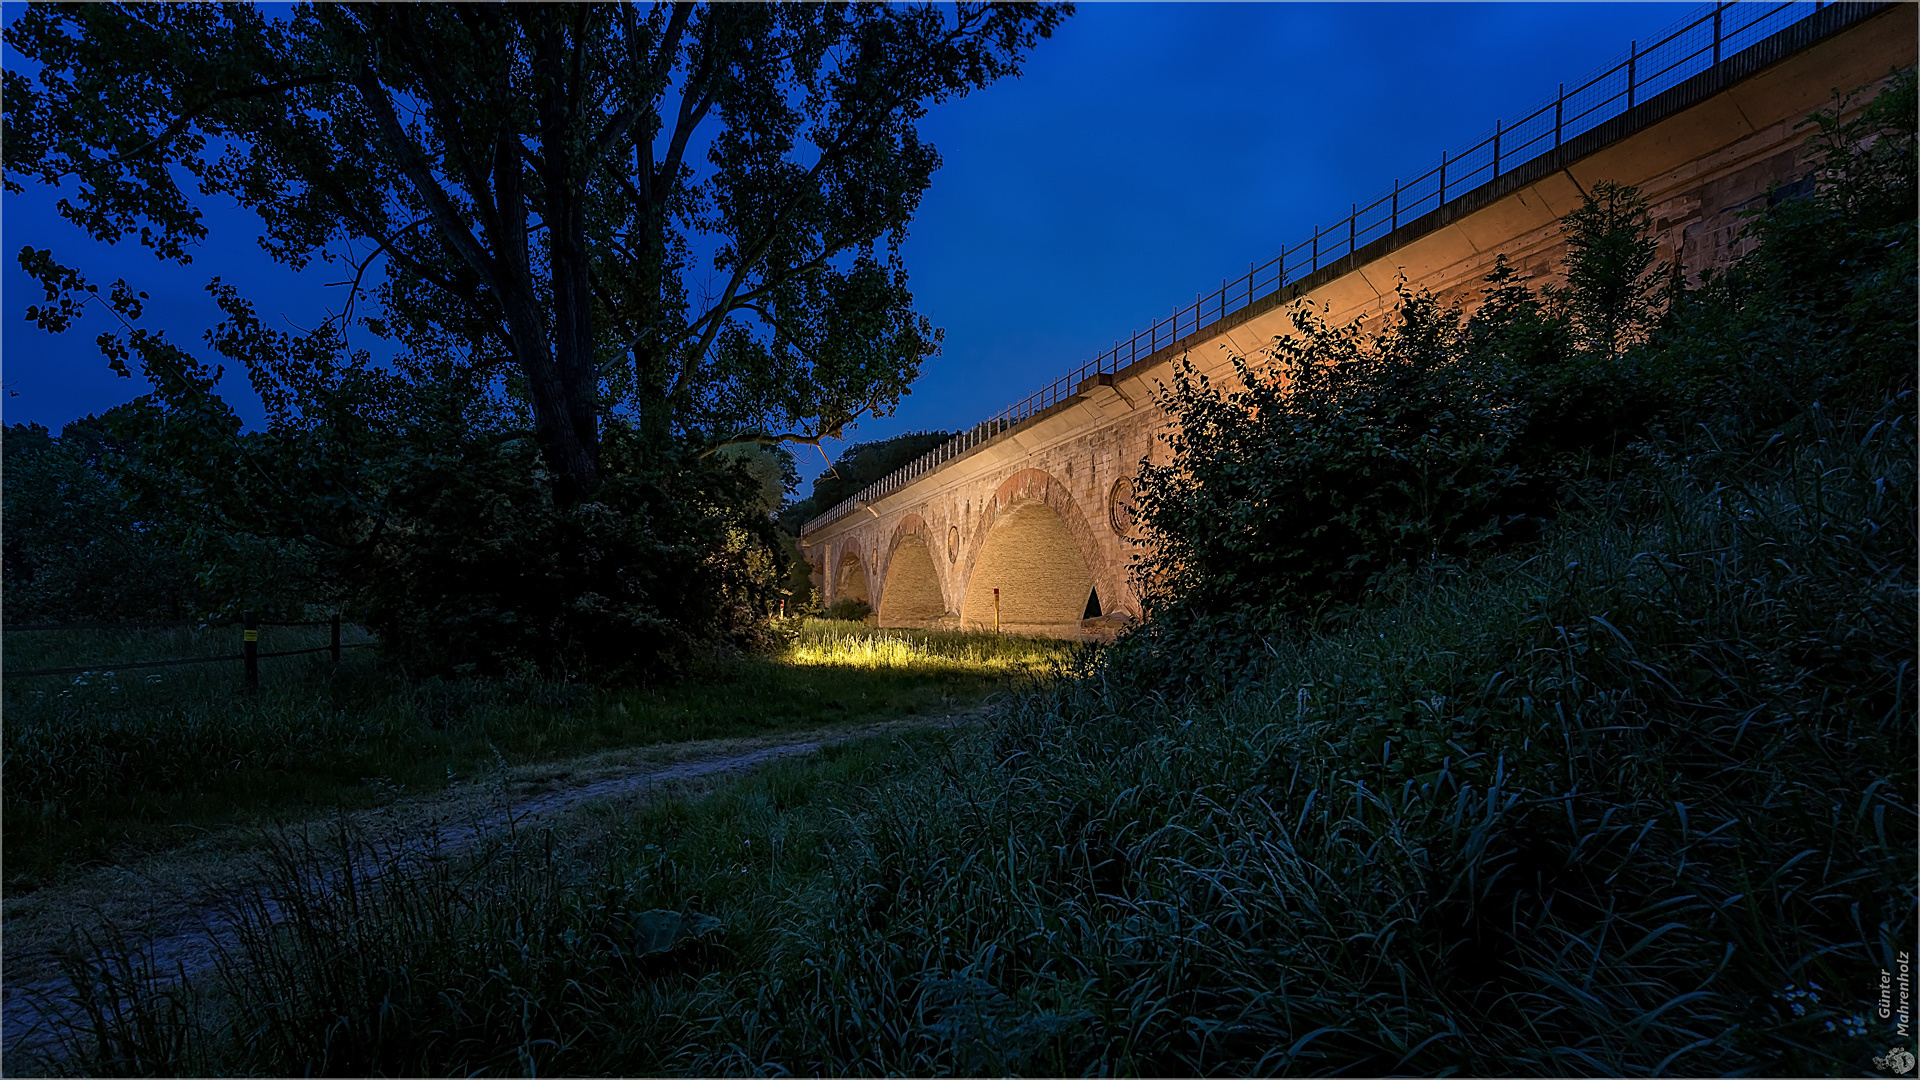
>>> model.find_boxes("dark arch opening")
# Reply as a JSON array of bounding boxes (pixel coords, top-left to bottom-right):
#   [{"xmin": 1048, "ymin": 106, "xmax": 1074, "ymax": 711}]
[
  {"xmin": 836, "ymin": 553, "xmax": 869, "ymax": 605},
  {"xmin": 1083, "ymin": 587, "xmax": 1102, "ymax": 619}
]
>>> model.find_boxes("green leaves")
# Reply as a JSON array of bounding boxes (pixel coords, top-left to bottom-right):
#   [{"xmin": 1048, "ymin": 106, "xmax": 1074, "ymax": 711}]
[
  {"xmin": 3, "ymin": 4, "xmax": 1069, "ymax": 670},
  {"xmin": 4, "ymin": 3, "xmax": 1073, "ymax": 670},
  {"xmin": 1134, "ymin": 270, "xmax": 1571, "ymax": 625},
  {"xmin": 4, "ymin": 3, "xmax": 1068, "ymax": 489},
  {"xmin": 1558, "ymin": 180, "xmax": 1665, "ymax": 359}
]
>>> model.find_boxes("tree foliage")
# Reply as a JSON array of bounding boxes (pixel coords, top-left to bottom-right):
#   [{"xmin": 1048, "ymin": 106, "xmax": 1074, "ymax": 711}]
[
  {"xmin": 5, "ymin": 2, "xmax": 1065, "ymax": 483},
  {"xmin": 3, "ymin": 3, "xmax": 1066, "ymax": 674},
  {"xmin": 2, "ymin": 415, "xmax": 197, "ymax": 624},
  {"xmin": 1556, "ymin": 179, "xmax": 1665, "ymax": 358},
  {"xmin": 777, "ymin": 428, "xmax": 952, "ymax": 532}
]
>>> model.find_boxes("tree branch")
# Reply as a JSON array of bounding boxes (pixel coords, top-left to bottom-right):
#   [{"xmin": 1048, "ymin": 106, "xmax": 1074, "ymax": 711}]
[
  {"xmin": 695, "ymin": 416, "xmax": 872, "ymax": 459},
  {"xmin": 118, "ymin": 73, "xmax": 339, "ymax": 162},
  {"xmin": 353, "ymin": 69, "xmax": 502, "ymax": 290},
  {"xmin": 652, "ymin": 16, "xmax": 727, "ymax": 209},
  {"xmin": 588, "ymin": 1, "xmax": 690, "ymax": 168}
]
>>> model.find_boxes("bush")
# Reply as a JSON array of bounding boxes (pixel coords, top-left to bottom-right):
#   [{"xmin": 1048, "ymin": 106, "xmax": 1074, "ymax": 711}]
[
  {"xmin": 37, "ymin": 66, "xmax": 1914, "ymax": 1080},
  {"xmin": 92, "ymin": 359, "xmax": 792, "ymax": 681},
  {"xmin": 1133, "ymin": 186, "xmax": 1674, "ymax": 635},
  {"xmin": 2, "ymin": 415, "xmax": 202, "ymax": 622},
  {"xmin": 49, "ymin": 389, "xmax": 1912, "ymax": 1077},
  {"xmin": 1, "ymin": 411, "xmax": 319, "ymax": 623},
  {"xmin": 1129, "ymin": 69, "xmax": 1914, "ymax": 688},
  {"xmin": 353, "ymin": 427, "xmax": 787, "ymax": 682},
  {"xmin": 821, "ymin": 598, "xmax": 872, "ymax": 622},
  {"xmin": 1648, "ymin": 65, "xmax": 1916, "ymax": 426}
]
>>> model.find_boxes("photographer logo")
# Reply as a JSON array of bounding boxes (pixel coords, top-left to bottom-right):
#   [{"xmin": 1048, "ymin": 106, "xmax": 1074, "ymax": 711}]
[{"xmin": 1875, "ymin": 1047, "xmax": 1915, "ymax": 1074}]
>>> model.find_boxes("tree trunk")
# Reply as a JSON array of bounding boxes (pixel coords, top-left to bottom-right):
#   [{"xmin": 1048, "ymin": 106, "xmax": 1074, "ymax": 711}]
[{"xmin": 500, "ymin": 285, "xmax": 600, "ymax": 500}]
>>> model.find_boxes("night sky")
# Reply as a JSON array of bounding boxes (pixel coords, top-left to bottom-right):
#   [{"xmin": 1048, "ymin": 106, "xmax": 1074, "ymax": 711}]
[{"xmin": 1, "ymin": 2, "xmax": 1692, "ymax": 488}]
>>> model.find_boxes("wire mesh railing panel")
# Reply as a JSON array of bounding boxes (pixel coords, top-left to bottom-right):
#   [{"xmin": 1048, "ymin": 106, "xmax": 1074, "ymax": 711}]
[{"xmin": 802, "ymin": 1, "xmax": 1853, "ymax": 535}]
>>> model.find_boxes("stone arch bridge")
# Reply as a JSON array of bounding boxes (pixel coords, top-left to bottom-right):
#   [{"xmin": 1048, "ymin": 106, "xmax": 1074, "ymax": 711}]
[{"xmin": 801, "ymin": 3, "xmax": 1912, "ymax": 639}]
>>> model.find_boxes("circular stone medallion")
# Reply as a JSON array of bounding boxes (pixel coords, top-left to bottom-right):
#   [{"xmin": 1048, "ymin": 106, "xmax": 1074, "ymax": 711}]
[{"xmin": 1108, "ymin": 477, "xmax": 1137, "ymax": 535}]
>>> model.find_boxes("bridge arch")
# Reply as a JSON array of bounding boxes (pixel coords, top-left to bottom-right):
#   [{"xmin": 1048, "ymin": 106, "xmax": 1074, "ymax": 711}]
[
  {"xmin": 833, "ymin": 544, "xmax": 871, "ymax": 609},
  {"xmin": 959, "ymin": 468, "xmax": 1109, "ymax": 638},
  {"xmin": 879, "ymin": 515, "xmax": 949, "ymax": 628}
]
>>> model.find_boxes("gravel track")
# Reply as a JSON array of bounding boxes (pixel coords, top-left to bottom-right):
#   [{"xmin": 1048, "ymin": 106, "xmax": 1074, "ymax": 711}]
[{"xmin": 1, "ymin": 714, "xmax": 966, "ymax": 1075}]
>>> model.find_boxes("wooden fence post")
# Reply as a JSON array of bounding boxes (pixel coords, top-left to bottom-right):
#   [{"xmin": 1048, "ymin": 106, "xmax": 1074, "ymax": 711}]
[
  {"xmin": 243, "ymin": 610, "xmax": 259, "ymax": 690},
  {"xmin": 994, "ymin": 588, "xmax": 1001, "ymax": 634}
]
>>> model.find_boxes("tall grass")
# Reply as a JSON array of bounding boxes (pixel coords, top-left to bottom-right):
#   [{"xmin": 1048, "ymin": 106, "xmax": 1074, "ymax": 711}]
[
  {"xmin": 43, "ymin": 393, "xmax": 1910, "ymax": 1077},
  {"xmin": 40, "ymin": 734, "xmax": 919, "ymax": 1077},
  {"xmin": 3, "ymin": 620, "xmax": 1074, "ymax": 888},
  {"xmin": 791, "ymin": 620, "xmax": 1077, "ymax": 673},
  {"xmin": 701, "ymin": 398, "xmax": 1911, "ymax": 1075}
]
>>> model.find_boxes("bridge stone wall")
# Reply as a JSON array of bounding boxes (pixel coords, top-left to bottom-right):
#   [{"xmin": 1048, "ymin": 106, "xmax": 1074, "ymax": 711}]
[{"xmin": 801, "ymin": 5, "xmax": 1914, "ymax": 639}]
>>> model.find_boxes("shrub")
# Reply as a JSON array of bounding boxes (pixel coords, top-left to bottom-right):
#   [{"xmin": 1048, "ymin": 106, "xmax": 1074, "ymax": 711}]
[
  {"xmin": 821, "ymin": 598, "xmax": 872, "ymax": 622},
  {"xmin": 353, "ymin": 428, "xmax": 787, "ymax": 682},
  {"xmin": 0, "ymin": 412, "xmax": 317, "ymax": 622},
  {"xmin": 2, "ymin": 416, "xmax": 199, "ymax": 622},
  {"xmin": 1129, "ymin": 67, "xmax": 1914, "ymax": 684},
  {"xmin": 706, "ymin": 391, "xmax": 1911, "ymax": 1074},
  {"xmin": 1131, "ymin": 240, "xmax": 1660, "ymax": 631},
  {"xmin": 36, "ymin": 65, "xmax": 1914, "ymax": 1080}
]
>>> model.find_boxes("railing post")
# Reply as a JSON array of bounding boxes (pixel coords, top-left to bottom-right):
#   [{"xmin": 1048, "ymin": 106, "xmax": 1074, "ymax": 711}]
[
  {"xmin": 1493, "ymin": 119, "xmax": 1502, "ymax": 176},
  {"xmin": 330, "ymin": 614, "xmax": 341, "ymax": 665},
  {"xmin": 1349, "ymin": 204, "xmax": 1356, "ymax": 257},
  {"xmin": 1713, "ymin": 2, "xmax": 1723, "ymax": 63},
  {"xmin": 1439, "ymin": 150, "xmax": 1447, "ymax": 204},
  {"xmin": 243, "ymin": 609, "xmax": 258, "ymax": 690},
  {"xmin": 1556, "ymin": 84, "xmax": 1564, "ymax": 148},
  {"xmin": 1627, "ymin": 41, "xmax": 1636, "ymax": 110},
  {"xmin": 1311, "ymin": 224, "xmax": 1319, "ymax": 272},
  {"xmin": 1392, "ymin": 179, "xmax": 1400, "ymax": 231}
]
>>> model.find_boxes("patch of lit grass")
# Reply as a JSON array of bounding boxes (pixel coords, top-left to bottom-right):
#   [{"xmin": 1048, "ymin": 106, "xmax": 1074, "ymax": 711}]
[{"xmin": 789, "ymin": 619, "xmax": 1078, "ymax": 674}]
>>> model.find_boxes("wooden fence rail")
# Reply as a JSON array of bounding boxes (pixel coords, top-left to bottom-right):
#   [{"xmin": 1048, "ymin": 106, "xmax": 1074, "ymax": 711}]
[{"xmin": 5, "ymin": 611, "xmax": 373, "ymax": 685}]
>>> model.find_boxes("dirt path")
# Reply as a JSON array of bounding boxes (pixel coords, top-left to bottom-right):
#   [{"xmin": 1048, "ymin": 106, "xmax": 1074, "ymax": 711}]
[{"xmin": 1, "ymin": 712, "xmax": 973, "ymax": 1074}]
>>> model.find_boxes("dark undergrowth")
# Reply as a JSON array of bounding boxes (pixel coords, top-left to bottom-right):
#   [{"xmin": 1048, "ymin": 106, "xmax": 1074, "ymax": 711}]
[
  {"xmin": 32, "ymin": 69, "xmax": 1915, "ymax": 1079},
  {"xmin": 42, "ymin": 389, "xmax": 1911, "ymax": 1077}
]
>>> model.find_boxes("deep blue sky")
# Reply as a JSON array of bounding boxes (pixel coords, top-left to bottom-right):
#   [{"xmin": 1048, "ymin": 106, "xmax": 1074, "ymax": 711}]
[{"xmin": 2, "ymin": 2, "xmax": 1693, "ymax": 487}]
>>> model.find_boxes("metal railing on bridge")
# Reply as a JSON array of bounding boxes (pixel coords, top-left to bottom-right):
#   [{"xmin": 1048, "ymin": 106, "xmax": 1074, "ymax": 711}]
[{"xmin": 801, "ymin": 0, "xmax": 1854, "ymax": 536}]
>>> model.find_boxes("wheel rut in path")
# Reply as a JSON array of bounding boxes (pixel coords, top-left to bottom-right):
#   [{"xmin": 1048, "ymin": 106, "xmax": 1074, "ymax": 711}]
[{"xmin": 1, "ymin": 712, "xmax": 974, "ymax": 1073}]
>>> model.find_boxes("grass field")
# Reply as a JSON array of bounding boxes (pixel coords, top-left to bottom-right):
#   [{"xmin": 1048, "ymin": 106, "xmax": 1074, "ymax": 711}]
[
  {"xmin": 2, "ymin": 619, "xmax": 1078, "ymax": 890},
  {"xmin": 47, "ymin": 392, "xmax": 1910, "ymax": 1077}
]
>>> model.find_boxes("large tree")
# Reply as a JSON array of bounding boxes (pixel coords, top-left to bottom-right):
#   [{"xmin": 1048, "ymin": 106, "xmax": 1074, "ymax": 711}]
[{"xmin": 5, "ymin": 2, "xmax": 1066, "ymax": 498}]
